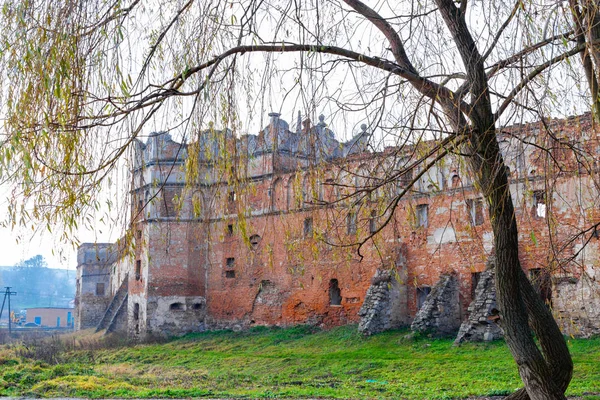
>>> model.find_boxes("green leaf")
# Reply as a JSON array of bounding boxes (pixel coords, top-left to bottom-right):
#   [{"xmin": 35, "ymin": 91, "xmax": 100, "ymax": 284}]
[{"xmin": 530, "ymin": 231, "xmax": 538, "ymax": 246}]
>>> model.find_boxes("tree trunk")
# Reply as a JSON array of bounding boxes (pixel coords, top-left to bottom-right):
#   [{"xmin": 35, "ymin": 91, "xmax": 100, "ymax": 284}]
[{"xmin": 467, "ymin": 127, "xmax": 571, "ymax": 400}]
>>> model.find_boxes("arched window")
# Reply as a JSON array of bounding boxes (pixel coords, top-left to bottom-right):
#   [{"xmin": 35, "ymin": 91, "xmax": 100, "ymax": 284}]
[
  {"xmin": 249, "ymin": 234, "xmax": 261, "ymax": 249},
  {"xmin": 329, "ymin": 279, "xmax": 342, "ymax": 306}
]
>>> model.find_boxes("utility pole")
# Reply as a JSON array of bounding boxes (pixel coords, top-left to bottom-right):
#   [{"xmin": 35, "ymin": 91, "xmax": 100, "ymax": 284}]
[{"xmin": 0, "ymin": 287, "xmax": 17, "ymax": 333}]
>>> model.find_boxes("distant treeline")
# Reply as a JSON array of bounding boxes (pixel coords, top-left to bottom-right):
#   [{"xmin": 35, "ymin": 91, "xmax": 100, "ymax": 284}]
[{"xmin": 0, "ymin": 255, "xmax": 75, "ymax": 313}]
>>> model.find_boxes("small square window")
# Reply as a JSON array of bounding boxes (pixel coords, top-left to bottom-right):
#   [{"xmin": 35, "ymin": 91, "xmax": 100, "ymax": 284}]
[
  {"xmin": 96, "ymin": 282, "xmax": 105, "ymax": 296},
  {"xmin": 226, "ymin": 257, "xmax": 235, "ymax": 268},
  {"xmin": 225, "ymin": 270, "xmax": 236, "ymax": 278}
]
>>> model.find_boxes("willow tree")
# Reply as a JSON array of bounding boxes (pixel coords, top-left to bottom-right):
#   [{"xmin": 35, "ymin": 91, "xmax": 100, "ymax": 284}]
[{"xmin": 1, "ymin": 0, "xmax": 596, "ymax": 398}]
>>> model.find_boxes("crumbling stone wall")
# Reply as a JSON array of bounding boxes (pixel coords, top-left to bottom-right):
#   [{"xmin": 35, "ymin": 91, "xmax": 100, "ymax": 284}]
[
  {"xmin": 553, "ymin": 273, "xmax": 600, "ymax": 338},
  {"xmin": 358, "ymin": 263, "xmax": 409, "ymax": 335},
  {"xmin": 410, "ymin": 272, "xmax": 461, "ymax": 336},
  {"xmin": 454, "ymin": 260, "xmax": 502, "ymax": 344}
]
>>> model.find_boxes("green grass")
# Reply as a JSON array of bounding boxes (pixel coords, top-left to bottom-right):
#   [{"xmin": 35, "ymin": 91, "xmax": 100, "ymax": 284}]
[{"xmin": 1, "ymin": 325, "xmax": 599, "ymax": 399}]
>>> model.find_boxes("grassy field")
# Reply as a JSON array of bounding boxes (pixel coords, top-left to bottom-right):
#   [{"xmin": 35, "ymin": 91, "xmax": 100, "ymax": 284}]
[{"xmin": 0, "ymin": 325, "xmax": 598, "ymax": 399}]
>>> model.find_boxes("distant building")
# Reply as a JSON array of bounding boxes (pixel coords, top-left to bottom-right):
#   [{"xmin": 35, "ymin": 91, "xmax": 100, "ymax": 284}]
[{"xmin": 25, "ymin": 307, "xmax": 74, "ymax": 327}]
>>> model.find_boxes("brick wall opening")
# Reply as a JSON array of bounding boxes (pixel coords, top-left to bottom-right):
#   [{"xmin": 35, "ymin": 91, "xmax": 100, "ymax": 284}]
[
  {"xmin": 249, "ymin": 234, "xmax": 261, "ymax": 249},
  {"xmin": 369, "ymin": 210, "xmax": 378, "ymax": 233},
  {"xmin": 329, "ymin": 279, "xmax": 342, "ymax": 306},
  {"xmin": 467, "ymin": 198, "xmax": 484, "ymax": 226},
  {"xmin": 416, "ymin": 204, "xmax": 429, "ymax": 228},
  {"xmin": 225, "ymin": 270, "xmax": 236, "ymax": 278},
  {"xmin": 303, "ymin": 217, "xmax": 313, "ymax": 237},
  {"xmin": 170, "ymin": 302, "xmax": 184, "ymax": 311},
  {"xmin": 533, "ymin": 190, "xmax": 546, "ymax": 218}
]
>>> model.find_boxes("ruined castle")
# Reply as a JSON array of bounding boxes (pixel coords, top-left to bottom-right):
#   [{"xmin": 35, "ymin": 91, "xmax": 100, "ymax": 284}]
[{"xmin": 74, "ymin": 112, "xmax": 600, "ymax": 339}]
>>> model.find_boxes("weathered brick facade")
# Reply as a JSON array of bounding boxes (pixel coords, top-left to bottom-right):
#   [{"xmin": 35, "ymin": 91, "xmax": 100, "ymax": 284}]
[{"xmin": 75, "ymin": 112, "xmax": 600, "ymax": 338}]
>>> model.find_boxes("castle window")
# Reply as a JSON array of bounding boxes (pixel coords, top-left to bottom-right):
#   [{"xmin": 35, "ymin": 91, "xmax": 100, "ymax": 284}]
[
  {"xmin": 170, "ymin": 302, "xmax": 184, "ymax": 311},
  {"xmin": 136, "ymin": 230, "xmax": 142, "ymax": 239},
  {"xmin": 347, "ymin": 211, "xmax": 357, "ymax": 235},
  {"xmin": 192, "ymin": 303, "xmax": 203, "ymax": 310},
  {"xmin": 329, "ymin": 279, "xmax": 342, "ymax": 306},
  {"xmin": 135, "ymin": 260, "xmax": 141, "ymax": 280},
  {"xmin": 416, "ymin": 204, "xmax": 429, "ymax": 228},
  {"xmin": 466, "ymin": 198, "xmax": 484, "ymax": 226},
  {"xmin": 228, "ymin": 190, "xmax": 236, "ymax": 203},
  {"xmin": 226, "ymin": 257, "xmax": 235, "ymax": 268},
  {"xmin": 533, "ymin": 190, "xmax": 546, "ymax": 218},
  {"xmin": 369, "ymin": 210, "xmax": 378, "ymax": 234},
  {"xmin": 451, "ymin": 174, "xmax": 461, "ymax": 188},
  {"xmin": 304, "ymin": 217, "xmax": 313, "ymax": 238},
  {"xmin": 225, "ymin": 270, "xmax": 236, "ymax": 278},
  {"xmin": 227, "ymin": 224, "xmax": 234, "ymax": 236},
  {"xmin": 249, "ymin": 234, "xmax": 261, "ymax": 249},
  {"xmin": 96, "ymin": 283, "xmax": 105, "ymax": 296},
  {"xmin": 416, "ymin": 286, "xmax": 431, "ymax": 310}
]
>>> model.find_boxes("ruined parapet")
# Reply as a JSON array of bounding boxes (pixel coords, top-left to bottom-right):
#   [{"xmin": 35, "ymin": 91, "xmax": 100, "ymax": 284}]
[
  {"xmin": 358, "ymin": 266, "xmax": 409, "ymax": 336},
  {"xmin": 454, "ymin": 259, "xmax": 503, "ymax": 344},
  {"xmin": 410, "ymin": 272, "xmax": 461, "ymax": 336}
]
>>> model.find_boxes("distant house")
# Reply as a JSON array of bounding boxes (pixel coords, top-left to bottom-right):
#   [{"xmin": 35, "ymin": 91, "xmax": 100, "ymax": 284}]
[{"xmin": 25, "ymin": 307, "xmax": 74, "ymax": 328}]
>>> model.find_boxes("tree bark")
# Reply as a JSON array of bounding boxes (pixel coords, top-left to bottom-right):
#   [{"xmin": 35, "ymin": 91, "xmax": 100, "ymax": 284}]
[{"xmin": 467, "ymin": 128, "xmax": 569, "ymax": 400}]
